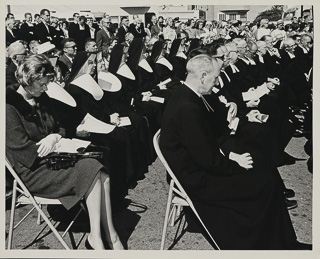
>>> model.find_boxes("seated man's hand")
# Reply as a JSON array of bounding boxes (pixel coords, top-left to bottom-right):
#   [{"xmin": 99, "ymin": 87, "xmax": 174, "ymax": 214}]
[
  {"xmin": 229, "ymin": 152, "xmax": 253, "ymax": 170},
  {"xmin": 110, "ymin": 113, "xmax": 120, "ymax": 126},
  {"xmin": 36, "ymin": 134, "xmax": 61, "ymax": 157},
  {"xmin": 246, "ymin": 110, "xmax": 262, "ymax": 123},
  {"xmin": 226, "ymin": 102, "xmax": 237, "ymax": 118},
  {"xmin": 246, "ymin": 99, "xmax": 260, "ymax": 108},
  {"xmin": 268, "ymin": 77, "xmax": 280, "ymax": 85},
  {"xmin": 266, "ymin": 82, "xmax": 275, "ymax": 90},
  {"xmin": 141, "ymin": 91, "xmax": 152, "ymax": 97}
]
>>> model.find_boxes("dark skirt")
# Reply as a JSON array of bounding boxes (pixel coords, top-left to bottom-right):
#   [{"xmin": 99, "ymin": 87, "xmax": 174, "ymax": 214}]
[{"xmin": 20, "ymin": 158, "xmax": 103, "ymax": 210}]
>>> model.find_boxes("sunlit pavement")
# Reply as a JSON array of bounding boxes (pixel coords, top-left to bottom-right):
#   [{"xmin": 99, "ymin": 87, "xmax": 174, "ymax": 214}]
[{"xmin": 5, "ymin": 135, "xmax": 312, "ymax": 250}]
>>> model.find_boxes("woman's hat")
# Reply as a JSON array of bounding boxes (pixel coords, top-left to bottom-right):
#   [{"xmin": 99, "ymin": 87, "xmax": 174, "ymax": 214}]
[
  {"xmin": 117, "ymin": 63, "xmax": 136, "ymax": 80},
  {"xmin": 98, "ymin": 71, "xmax": 122, "ymax": 92},
  {"xmin": 156, "ymin": 56, "xmax": 173, "ymax": 71},
  {"xmin": 71, "ymin": 74, "xmax": 104, "ymax": 100},
  {"xmin": 138, "ymin": 58, "xmax": 153, "ymax": 73},
  {"xmin": 46, "ymin": 81, "xmax": 77, "ymax": 107}
]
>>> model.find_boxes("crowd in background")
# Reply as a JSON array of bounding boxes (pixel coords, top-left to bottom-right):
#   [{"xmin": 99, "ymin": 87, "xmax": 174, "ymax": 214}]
[{"xmin": 5, "ymin": 8, "xmax": 313, "ymax": 250}]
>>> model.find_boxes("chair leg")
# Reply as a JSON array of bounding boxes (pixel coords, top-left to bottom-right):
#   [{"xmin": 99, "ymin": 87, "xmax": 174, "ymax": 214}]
[
  {"xmin": 160, "ymin": 180, "xmax": 174, "ymax": 250},
  {"xmin": 37, "ymin": 205, "xmax": 42, "ymax": 225},
  {"xmin": 170, "ymin": 205, "xmax": 176, "ymax": 227},
  {"xmin": 35, "ymin": 207, "xmax": 71, "ymax": 249},
  {"xmin": 7, "ymin": 180, "xmax": 18, "ymax": 250},
  {"xmin": 62, "ymin": 206, "xmax": 83, "ymax": 238}
]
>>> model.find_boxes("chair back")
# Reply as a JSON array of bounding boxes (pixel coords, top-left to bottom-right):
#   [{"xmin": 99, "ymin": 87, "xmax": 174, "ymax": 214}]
[
  {"xmin": 153, "ymin": 129, "xmax": 220, "ymax": 250},
  {"xmin": 153, "ymin": 129, "xmax": 189, "ymax": 201},
  {"xmin": 5, "ymin": 157, "xmax": 32, "ymax": 199}
]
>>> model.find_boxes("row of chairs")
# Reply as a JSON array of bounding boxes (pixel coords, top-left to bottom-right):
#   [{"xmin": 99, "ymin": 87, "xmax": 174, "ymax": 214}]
[{"xmin": 5, "ymin": 129, "xmax": 219, "ymax": 250}]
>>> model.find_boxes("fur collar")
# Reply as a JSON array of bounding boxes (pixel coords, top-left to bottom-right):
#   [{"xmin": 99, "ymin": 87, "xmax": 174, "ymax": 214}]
[{"xmin": 6, "ymin": 87, "xmax": 51, "ymax": 123}]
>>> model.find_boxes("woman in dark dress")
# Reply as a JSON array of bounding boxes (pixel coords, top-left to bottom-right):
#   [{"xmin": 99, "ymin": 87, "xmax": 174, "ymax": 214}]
[
  {"xmin": 107, "ymin": 45, "xmax": 156, "ymax": 178},
  {"xmin": 168, "ymin": 38, "xmax": 188, "ymax": 81},
  {"xmin": 127, "ymin": 38, "xmax": 163, "ymax": 134},
  {"xmin": 6, "ymin": 54, "xmax": 123, "ymax": 250}
]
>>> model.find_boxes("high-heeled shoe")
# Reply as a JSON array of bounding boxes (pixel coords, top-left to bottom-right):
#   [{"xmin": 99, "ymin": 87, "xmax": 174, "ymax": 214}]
[{"xmin": 85, "ymin": 238, "xmax": 93, "ymax": 250}]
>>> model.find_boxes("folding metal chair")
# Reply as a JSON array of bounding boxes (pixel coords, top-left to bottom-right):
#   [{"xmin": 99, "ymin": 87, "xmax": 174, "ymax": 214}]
[
  {"xmin": 5, "ymin": 157, "xmax": 85, "ymax": 250},
  {"xmin": 153, "ymin": 129, "xmax": 220, "ymax": 250}
]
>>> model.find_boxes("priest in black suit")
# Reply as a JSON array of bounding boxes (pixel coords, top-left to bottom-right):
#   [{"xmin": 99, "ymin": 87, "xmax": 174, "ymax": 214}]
[
  {"xmin": 34, "ymin": 9, "xmax": 55, "ymax": 43},
  {"xmin": 160, "ymin": 54, "xmax": 303, "ymax": 250}
]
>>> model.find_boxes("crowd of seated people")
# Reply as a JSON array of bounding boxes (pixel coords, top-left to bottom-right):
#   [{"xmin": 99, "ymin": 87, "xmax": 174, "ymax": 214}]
[{"xmin": 6, "ymin": 9, "xmax": 313, "ymax": 250}]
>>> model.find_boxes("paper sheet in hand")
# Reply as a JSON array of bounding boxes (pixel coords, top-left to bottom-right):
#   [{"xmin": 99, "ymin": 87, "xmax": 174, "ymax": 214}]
[
  {"xmin": 150, "ymin": 96, "xmax": 165, "ymax": 103},
  {"xmin": 119, "ymin": 117, "xmax": 131, "ymax": 127},
  {"xmin": 77, "ymin": 113, "xmax": 115, "ymax": 134},
  {"xmin": 242, "ymin": 84, "xmax": 269, "ymax": 101},
  {"xmin": 54, "ymin": 138, "xmax": 91, "ymax": 153}
]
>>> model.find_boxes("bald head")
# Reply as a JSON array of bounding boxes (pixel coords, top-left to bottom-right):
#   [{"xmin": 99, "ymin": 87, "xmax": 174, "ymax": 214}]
[
  {"xmin": 7, "ymin": 41, "xmax": 26, "ymax": 58},
  {"xmin": 186, "ymin": 54, "xmax": 214, "ymax": 75},
  {"xmin": 186, "ymin": 54, "xmax": 220, "ymax": 95}
]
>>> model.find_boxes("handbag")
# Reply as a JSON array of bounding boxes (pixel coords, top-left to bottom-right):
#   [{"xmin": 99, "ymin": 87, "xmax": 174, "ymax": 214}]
[{"xmin": 45, "ymin": 151, "xmax": 104, "ymax": 170}]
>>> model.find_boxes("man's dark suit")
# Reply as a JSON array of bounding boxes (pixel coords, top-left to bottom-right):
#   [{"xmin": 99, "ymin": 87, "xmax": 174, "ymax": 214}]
[
  {"xmin": 34, "ymin": 22, "xmax": 55, "ymax": 43},
  {"xmin": 72, "ymin": 24, "xmax": 91, "ymax": 51},
  {"xmin": 96, "ymin": 28, "xmax": 114, "ymax": 53},
  {"xmin": 160, "ymin": 82, "xmax": 297, "ymax": 249},
  {"xmin": 6, "ymin": 29, "xmax": 18, "ymax": 46},
  {"xmin": 20, "ymin": 22, "xmax": 35, "ymax": 43},
  {"xmin": 6, "ymin": 61, "xmax": 19, "ymax": 90},
  {"xmin": 116, "ymin": 25, "xmax": 128, "ymax": 44},
  {"xmin": 58, "ymin": 54, "xmax": 73, "ymax": 81}
]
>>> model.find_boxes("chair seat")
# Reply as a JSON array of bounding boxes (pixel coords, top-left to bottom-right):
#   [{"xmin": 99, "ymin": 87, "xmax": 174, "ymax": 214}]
[{"xmin": 17, "ymin": 195, "xmax": 62, "ymax": 205}]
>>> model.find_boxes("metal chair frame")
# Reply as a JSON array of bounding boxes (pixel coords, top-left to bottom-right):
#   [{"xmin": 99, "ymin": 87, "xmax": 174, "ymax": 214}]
[
  {"xmin": 6, "ymin": 157, "xmax": 85, "ymax": 250},
  {"xmin": 153, "ymin": 129, "xmax": 220, "ymax": 250}
]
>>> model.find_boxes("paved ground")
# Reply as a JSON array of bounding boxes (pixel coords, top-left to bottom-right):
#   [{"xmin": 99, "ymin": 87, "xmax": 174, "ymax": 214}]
[{"xmin": 5, "ymin": 134, "xmax": 313, "ymax": 253}]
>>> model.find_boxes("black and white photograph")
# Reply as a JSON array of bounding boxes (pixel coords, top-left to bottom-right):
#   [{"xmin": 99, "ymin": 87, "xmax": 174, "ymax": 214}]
[{"xmin": 3, "ymin": 2, "xmax": 318, "ymax": 257}]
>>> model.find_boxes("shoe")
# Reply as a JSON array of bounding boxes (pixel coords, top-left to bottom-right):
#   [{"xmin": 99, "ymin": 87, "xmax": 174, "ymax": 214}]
[
  {"xmin": 283, "ymin": 188, "xmax": 295, "ymax": 199},
  {"xmin": 85, "ymin": 238, "xmax": 93, "ymax": 250},
  {"xmin": 285, "ymin": 199, "xmax": 298, "ymax": 210}
]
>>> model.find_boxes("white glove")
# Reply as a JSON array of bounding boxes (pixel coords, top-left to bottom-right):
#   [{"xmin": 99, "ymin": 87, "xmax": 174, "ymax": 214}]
[{"xmin": 36, "ymin": 134, "xmax": 61, "ymax": 157}]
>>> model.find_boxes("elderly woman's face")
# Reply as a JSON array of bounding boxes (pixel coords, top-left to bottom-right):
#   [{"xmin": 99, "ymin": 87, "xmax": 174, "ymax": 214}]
[{"xmin": 26, "ymin": 76, "xmax": 50, "ymax": 97}]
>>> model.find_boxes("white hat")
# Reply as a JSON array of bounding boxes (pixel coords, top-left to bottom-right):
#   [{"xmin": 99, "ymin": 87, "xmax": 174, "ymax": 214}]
[
  {"xmin": 98, "ymin": 71, "xmax": 122, "ymax": 92},
  {"xmin": 117, "ymin": 63, "xmax": 136, "ymax": 80},
  {"xmin": 49, "ymin": 56, "xmax": 58, "ymax": 67},
  {"xmin": 176, "ymin": 52, "xmax": 187, "ymax": 59},
  {"xmin": 138, "ymin": 58, "xmax": 153, "ymax": 73},
  {"xmin": 36, "ymin": 41, "xmax": 55, "ymax": 54},
  {"xmin": 71, "ymin": 74, "xmax": 104, "ymax": 100},
  {"xmin": 156, "ymin": 57, "xmax": 173, "ymax": 71},
  {"xmin": 46, "ymin": 81, "xmax": 77, "ymax": 107}
]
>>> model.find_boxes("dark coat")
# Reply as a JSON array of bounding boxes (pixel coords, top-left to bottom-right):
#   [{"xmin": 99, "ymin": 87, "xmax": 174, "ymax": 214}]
[
  {"xmin": 58, "ymin": 53, "xmax": 73, "ymax": 80},
  {"xmin": 6, "ymin": 29, "xmax": 18, "ymax": 46},
  {"xmin": 6, "ymin": 61, "xmax": 19, "ymax": 90},
  {"xmin": 160, "ymin": 83, "xmax": 297, "ymax": 249},
  {"xmin": 96, "ymin": 27, "xmax": 114, "ymax": 53},
  {"xmin": 34, "ymin": 22, "xmax": 55, "ymax": 43},
  {"xmin": 20, "ymin": 22, "xmax": 35, "ymax": 43},
  {"xmin": 72, "ymin": 23, "xmax": 91, "ymax": 51},
  {"xmin": 6, "ymin": 88, "xmax": 102, "ymax": 210},
  {"xmin": 116, "ymin": 25, "xmax": 129, "ymax": 44}
]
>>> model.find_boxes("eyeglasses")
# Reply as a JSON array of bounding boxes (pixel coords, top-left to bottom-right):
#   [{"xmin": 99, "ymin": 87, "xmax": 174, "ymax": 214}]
[
  {"xmin": 213, "ymin": 54, "xmax": 225, "ymax": 61},
  {"xmin": 66, "ymin": 45, "xmax": 77, "ymax": 49}
]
